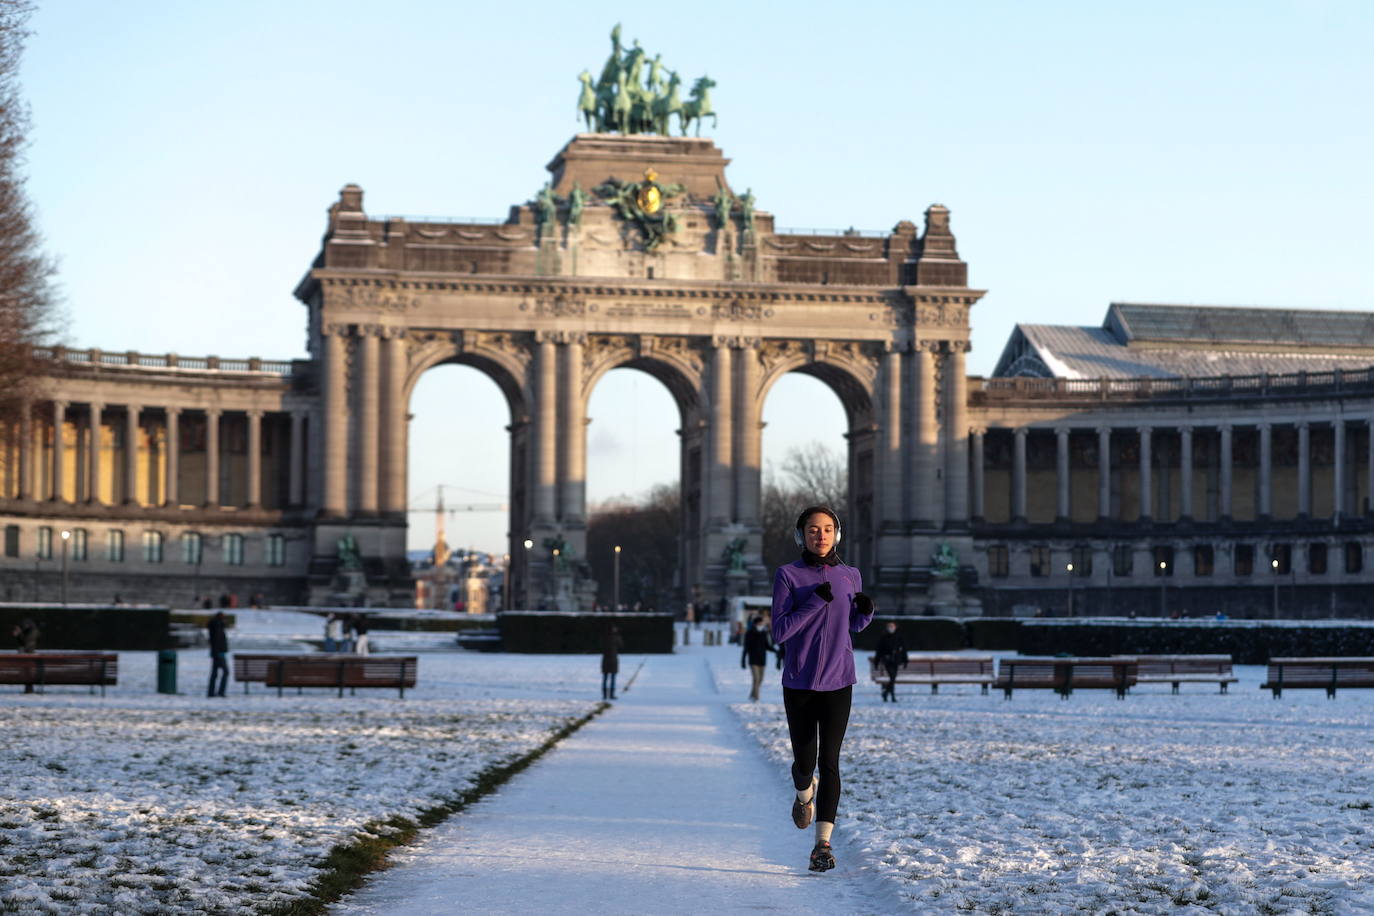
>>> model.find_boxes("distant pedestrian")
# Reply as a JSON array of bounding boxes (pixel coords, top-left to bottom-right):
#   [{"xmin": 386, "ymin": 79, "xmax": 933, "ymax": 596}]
[
  {"xmin": 354, "ymin": 615, "xmax": 370, "ymax": 656},
  {"xmin": 341, "ymin": 613, "xmax": 356, "ymax": 652},
  {"xmin": 324, "ymin": 613, "xmax": 342, "ymax": 652},
  {"xmin": 741, "ymin": 616, "xmax": 772, "ymax": 701},
  {"xmin": 12, "ymin": 618, "xmax": 39, "ymax": 653},
  {"xmin": 601, "ymin": 624, "xmax": 623, "ymax": 700},
  {"xmin": 875, "ymin": 621, "xmax": 907, "ymax": 702},
  {"xmin": 207, "ymin": 611, "xmax": 229, "ymax": 697},
  {"xmin": 771, "ymin": 506, "xmax": 875, "ymax": 873}
]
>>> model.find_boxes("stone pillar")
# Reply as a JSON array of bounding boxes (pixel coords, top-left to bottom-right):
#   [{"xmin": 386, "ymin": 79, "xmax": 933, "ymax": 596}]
[
  {"xmin": 1055, "ymin": 426, "xmax": 1070, "ymax": 521},
  {"xmin": 1333, "ymin": 420, "xmax": 1345, "ymax": 522},
  {"xmin": 289, "ymin": 412, "xmax": 305, "ymax": 507},
  {"xmin": 1297, "ymin": 421, "xmax": 1311, "ymax": 517},
  {"xmin": 559, "ymin": 334, "xmax": 586, "ymax": 524},
  {"xmin": 165, "ymin": 408, "xmax": 180, "ymax": 507},
  {"xmin": 87, "ymin": 402, "xmax": 103, "ymax": 504},
  {"xmin": 943, "ymin": 342, "xmax": 970, "ymax": 525},
  {"xmin": 1179, "ymin": 426, "xmax": 1193, "ymax": 520},
  {"xmin": 124, "ymin": 406, "xmax": 140, "ymax": 506},
  {"xmin": 321, "ymin": 326, "xmax": 348, "ymax": 517},
  {"xmin": 708, "ymin": 341, "xmax": 733, "ymax": 523},
  {"xmin": 911, "ymin": 343, "xmax": 939, "ymax": 526},
  {"xmin": 17, "ymin": 399, "xmax": 31, "ymax": 500},
  {"xmin": 355, "ymin": 328, "xmax": 380, "ymax": 515},
  {"xmin": 1097, "ymin": 426, "xmax": 1111, "ymax": 520},
  {"xmin": 734, "ymin": 340, "xmax": 762, "ymax": 527},
  {"xmin": 1137, "ymin": 426, "xmax": 1152, "ymax": 522},
  {"xmin": 246, "ymin": 410, "xmax": 263, "ymax": 508},
  {"xmin": 205, "ymin": 409, "xmax": 221, "ymax": 508},
  {"xmin": 51, "ymin": 400, "xmax": 66, "ymax": 502},
  {"xmin": 381, "ymin": 330, "xmax": 407, "ymax": 515},
  {"xmin": 970, "ymin": 427, "xmax": 986, "ymax": 521},
  {"xmin": 1012, "ymin": 427, "xmax": 1028, "ymax": 523},
  {"xmin": 1258, "ymin": 422, "xmax": 1272, "ymax": 518},
  {"xmin": 533, "ymin": 333, "xmax": 557, "ymax": 523},
  {"xmin": 1219, "ymin": 424, "xmax": 1233, "ymax": 520}
]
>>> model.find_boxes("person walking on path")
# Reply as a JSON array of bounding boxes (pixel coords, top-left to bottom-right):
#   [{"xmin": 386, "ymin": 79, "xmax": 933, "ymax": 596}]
[
  {"xmin": 206, "ymin": 610, "xmax": 229, "ymax": 697},
  {"xmin": 601, "ymin": 624, "xmax": 623, "ymax": 700},
  {"xmin": 741, "ymin": 615, "xmax": 773, "ymax": 701},
  {"xmin": 875, "ymin": 621, "xmax": 907, "ymax": 702},
  {"xmin": 771, "ymin": 505, "xmax": 875, "ymax": 873}
]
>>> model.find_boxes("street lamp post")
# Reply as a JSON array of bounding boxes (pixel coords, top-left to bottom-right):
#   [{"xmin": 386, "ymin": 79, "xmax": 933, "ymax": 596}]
[
  {"xmin": 522, "ymin": 538, "xmax": 533, "ymax": 610},
  {"xmin": 1158, "ymin": 560, "xmax": 1168, "ymax": 617},
  {"xmin": 502, "ymin": 553, "xmax": 511, "ymax": 611},
  {"xmin": 1272, "ymin": 557, "xmax": 1280, "ymax": 618},
  {"xmin": 1065, "ymin": 562, "xmax": 1074, "ymax": 617},
  {"xmin": 60, "ymin": 529, "xmax": 70, "ymax": 606},
  {"xmin": 613, "ymin": 545, "xmax": 621, "ymax": 612}
]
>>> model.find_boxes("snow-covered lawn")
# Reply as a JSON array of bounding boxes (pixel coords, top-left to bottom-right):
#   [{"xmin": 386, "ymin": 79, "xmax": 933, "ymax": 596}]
[
  {"xmin": 722, "ymin": 653, "xmax": 1374, "ymax": 915},
  {"xmin": 0, "ymin": 613, "xmax": 604, "ymax": 915}
]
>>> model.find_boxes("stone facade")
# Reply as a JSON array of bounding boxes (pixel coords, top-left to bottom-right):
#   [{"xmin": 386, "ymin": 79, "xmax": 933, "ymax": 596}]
[{"xmin": 2, "ymin": 134, "xmax": 1368, "ymax": 617}]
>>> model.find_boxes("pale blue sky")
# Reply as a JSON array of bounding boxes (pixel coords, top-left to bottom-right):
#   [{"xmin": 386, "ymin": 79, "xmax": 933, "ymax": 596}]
[{"xmin": 20, "ymin": 1, "xmax": 1373, "ymax": 554}]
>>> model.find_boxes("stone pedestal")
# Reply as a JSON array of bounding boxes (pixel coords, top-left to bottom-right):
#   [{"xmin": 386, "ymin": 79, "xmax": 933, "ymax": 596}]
[{"xmin": 724, "ymin": 568, "xmax": 750, "ymax": 600}]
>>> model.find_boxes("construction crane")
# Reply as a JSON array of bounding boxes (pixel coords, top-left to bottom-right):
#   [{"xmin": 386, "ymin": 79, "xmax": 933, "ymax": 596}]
[{"xmin": 408, "ymin": 485, "xmax": 505, "ymax": 566}]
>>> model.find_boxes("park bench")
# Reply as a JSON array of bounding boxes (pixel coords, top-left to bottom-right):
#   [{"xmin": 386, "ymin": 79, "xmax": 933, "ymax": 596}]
[
  {"xmin": 232, "ymin": 654, "xmax": 417, "ymax": 698},
  {"xmin": 1260, "ymin": 657, "xmax": 1374, "ymax": 699},
  {"xmin": 994, "ymin": 656, "xmax": 1138, "ymax": 699},
  {"xmin": 0, "ymin": 653, "xmax": 118, "ymax": 696},
  {"xmin": 1130, "ymin": 655, "xmax": 1238, "ymax": 694},
  {"xmin": 869, "ymin": 654, "xmax": 996, "ymax": 694}
]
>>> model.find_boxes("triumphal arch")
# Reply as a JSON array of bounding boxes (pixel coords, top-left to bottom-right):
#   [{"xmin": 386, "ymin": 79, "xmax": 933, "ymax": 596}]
[{"xmin": 296, "ymin": 33, "xmax": 982, "ymax": 611}]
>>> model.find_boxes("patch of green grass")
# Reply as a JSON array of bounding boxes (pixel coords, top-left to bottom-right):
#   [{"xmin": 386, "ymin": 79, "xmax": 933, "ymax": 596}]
[{"xmin": 261, "ymin": 702, "xmax": 607, "ymax": 916}]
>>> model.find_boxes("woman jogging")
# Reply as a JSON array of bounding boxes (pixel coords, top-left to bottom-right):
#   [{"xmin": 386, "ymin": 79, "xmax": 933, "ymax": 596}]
[{"xmin": 770, "ymin": 505, "xmax": 875, "ymax": 872}]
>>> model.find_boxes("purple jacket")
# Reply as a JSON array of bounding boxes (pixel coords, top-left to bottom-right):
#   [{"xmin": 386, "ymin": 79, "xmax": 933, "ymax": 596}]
[{"xmin": 770, "ymin": 558, "xmax": 873, "ymax": 691}]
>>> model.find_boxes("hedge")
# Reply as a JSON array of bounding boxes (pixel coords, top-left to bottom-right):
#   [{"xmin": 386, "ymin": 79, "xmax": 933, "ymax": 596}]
[
  {"xmin": 497, "ymin": 612, "xmax": 674, "ymax": 654},
  {"xmin": 0, "ymin": 604, "xmax": 173, "ymax": 650}
]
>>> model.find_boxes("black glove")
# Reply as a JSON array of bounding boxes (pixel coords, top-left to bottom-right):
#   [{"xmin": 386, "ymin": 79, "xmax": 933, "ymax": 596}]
[
  {"xmin": 815, "ymin": 581, "xmax": 834, "ymax": 603},
  {"xmin": 854, "ymin": 593, "xmax": 874, "ymax": 615}
]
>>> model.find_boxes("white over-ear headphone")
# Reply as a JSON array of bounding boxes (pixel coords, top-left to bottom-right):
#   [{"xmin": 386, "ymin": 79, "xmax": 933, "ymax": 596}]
[{"xmin": 793, "ymin": 507, "xmax": 842, "ymax": 549}]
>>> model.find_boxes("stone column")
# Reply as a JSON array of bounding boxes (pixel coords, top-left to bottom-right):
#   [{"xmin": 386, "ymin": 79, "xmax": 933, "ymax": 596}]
[
  {"xmin": 321, "ymin": 325, "xmax": 348, "ymax": 517},
  {"xmin": 1137, "ymin": 426, "xmax": 1152, "ymax": 522},
  {"xmin": 1258, "ymin": 422, "xmax": 1272, "ymax": 518},
  {"xmin": 51, "ymin": 400, "xmax": 66, "ymax": 502},
  {"xmin": 1219, "ymin": 424, "xmax": 1233, "ymax": 520},
  {"xmin": 911, "ymin": 343, "xmax": 938, "ymax": 526},
  {"xmin": 1055, "ymin": 426, "xmax": 1070, "ymax": 521},
  {"xmin": 1368, "ymin": 418, "xmax": 1374, "ymax": 516},
  {"xmin": 87, "ymin": 402, "xmax": 103, "ymax": 504},
  {"xmin": 559, "ymin": 334, "xmax": 586, "ymax": 524},
  {"xmin": 943, "ymin": 342, "xmax": 970, "ymax": 525},
  {"xmin": 1097, "ymin": 426, "xmax": 1111, "ymax": 519},
  {"xmin": 970, "ymin": 427, "xmax": 986, "ymax": 520},
  {"xmin": 355, "ymin": 327, "xmax": 380, "ymax": 515},
  {"xmin": 246, "ymin": 409, "xmax": 263, "ymax": 508},
  {"xmin": 734, "ymin": 340, "xmax": 762, "ymax": 527},
  {"xmin": 381, "ymin": 329, "xmax": 407, "ymax": 515},
  {"xmin": 205, "ymin": 409, "xmax": 221, "ymax": 508},
  {"xmin": 165, "ymin": 408, "xmax": 180, "ymax": 507},
  {"xmin": 1179, "ymin": 426, "xmax": 1193, "ymax": 520},
  {"xmin": 708, "ymin": 341, "xmax": 734, "ymax": 523},
  {"xmin": 533, "ymin": 333, "xmax": 557, "ymax": 523},
  {"xmin": 17, "ymin": 399, "xmax": 31, "ymax": 500},
  {"xmin": 289, "ymin": 411, "xmax": 305, "ymax": 507},
  {"xmin": 1012, "ymin": 427, "xmax": 1028, "ymax": 523},
  {"xmin": 124, "ymin": 406, "xmax": 140, "ymax": 506},
  {"xmin": 1297, "ymin": 421, "xmax": 1311, "ymax": 517},
  {"xmin": 1333, "ymin": 420, "xmax": 1345, "ymax": 521}
]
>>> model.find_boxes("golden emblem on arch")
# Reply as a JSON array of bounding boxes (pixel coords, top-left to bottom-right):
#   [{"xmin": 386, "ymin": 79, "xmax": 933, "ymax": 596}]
[{"xmin": 635, "ymin": 168, "xmax": 663, "ymax": 214}]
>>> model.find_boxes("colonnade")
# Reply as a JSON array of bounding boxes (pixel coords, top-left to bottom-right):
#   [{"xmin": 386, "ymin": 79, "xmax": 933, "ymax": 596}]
[
  {"xmin": 975, "ymin": 417, "xmax": 1374, "ymax": 524},
  {"xmin": 2, "ymin": 400, "xmax": 306, "ymax": 509},
  {"xmin": 319, "ymin": 323, "xmax": 407, "ymax": 518}
]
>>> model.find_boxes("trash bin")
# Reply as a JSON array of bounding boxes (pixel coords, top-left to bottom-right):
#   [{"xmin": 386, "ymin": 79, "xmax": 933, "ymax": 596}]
[{"xmin": 157, "ymin": 649, "xmax": 177, "ymax": 695}]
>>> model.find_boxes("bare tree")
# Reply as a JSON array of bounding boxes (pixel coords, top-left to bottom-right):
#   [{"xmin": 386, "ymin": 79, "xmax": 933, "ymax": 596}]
[
  {"xmin": 0, "ymin": 1, "xmax": 58, "ymax": 425},
  {"xmin": 586, "ymin": 482, "xmax": 680, "ymax": 611},
  {"xmin": 760, "ymin": 441, "xmax": 848, "ymax": 572}
]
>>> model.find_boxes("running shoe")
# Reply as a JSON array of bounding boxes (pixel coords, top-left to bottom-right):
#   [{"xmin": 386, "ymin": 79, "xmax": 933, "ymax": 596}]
[
  {"xmin": 809, "ymin": 841, "xmax": 835, "ymax": 872},
  {"xmin": 791, "ymin": 777, "xmax": 817, "ymax": 830}
]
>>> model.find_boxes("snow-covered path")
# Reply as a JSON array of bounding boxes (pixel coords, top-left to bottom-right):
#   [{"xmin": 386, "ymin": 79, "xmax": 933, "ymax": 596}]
[{"xmin": 334, "ymin": 650, "xmax": 896, "ymax": 915}]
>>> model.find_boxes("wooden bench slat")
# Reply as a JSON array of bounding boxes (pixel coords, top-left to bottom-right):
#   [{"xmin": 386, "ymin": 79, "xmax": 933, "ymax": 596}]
[
  {"xmin": 0, "ymin": 654, "xmax": 118, "ymax": 695},
  {"xmin": 1261, "ymin": 657, "xmax": 1374, "ymax": 698}
]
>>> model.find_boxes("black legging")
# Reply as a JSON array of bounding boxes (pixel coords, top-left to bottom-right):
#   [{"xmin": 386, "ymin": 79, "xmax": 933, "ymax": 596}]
[{"xmin": 782, "ymin": 685, "xmax": 852, "ymax": 824}]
